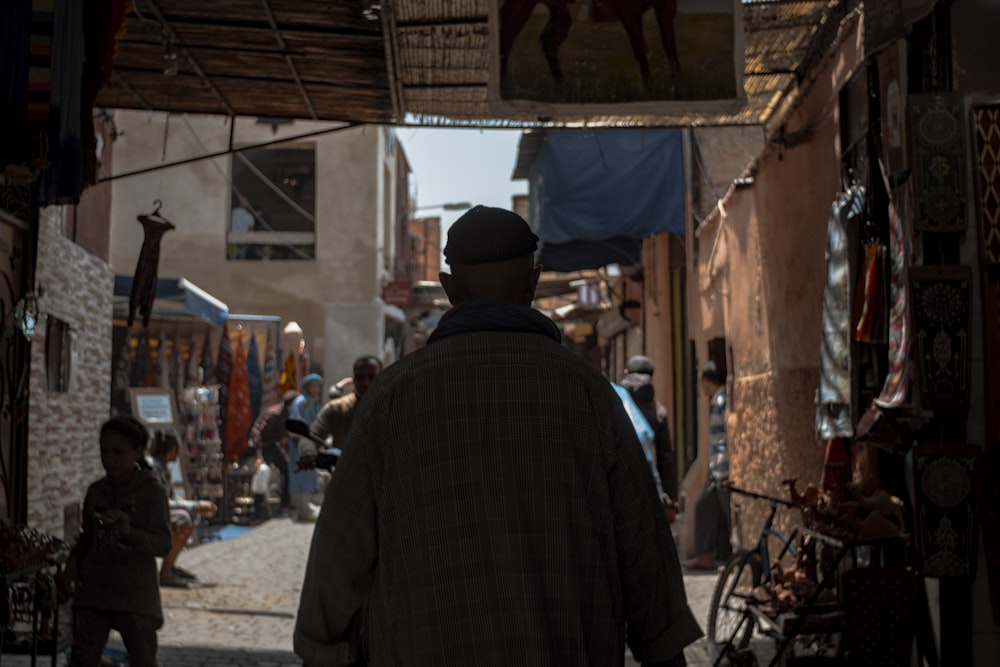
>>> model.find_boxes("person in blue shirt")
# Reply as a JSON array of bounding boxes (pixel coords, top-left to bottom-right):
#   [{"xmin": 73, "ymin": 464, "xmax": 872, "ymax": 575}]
[
  {"xmin": 684, "ymin": 361, "xmax": 732, "ymax": 571},
  {"xmin": 289, "ymin": 373, "xmax": 324, "ymax": 521}
]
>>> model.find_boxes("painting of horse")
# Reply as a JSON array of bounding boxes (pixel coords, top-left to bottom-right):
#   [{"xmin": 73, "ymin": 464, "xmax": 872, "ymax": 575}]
[
  {"xmin": 500, "ymin": 0, "xmax": 680, "ymax": 86},
  {"xmin": 495, "ymin": 0, "xmax": 739, "ymax": 107}
]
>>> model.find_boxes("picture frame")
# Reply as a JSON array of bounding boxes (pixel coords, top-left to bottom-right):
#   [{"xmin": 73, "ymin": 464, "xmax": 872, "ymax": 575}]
[{"xmin": 129, "ymin": 388, "xmax": 179, "ymax": 429}]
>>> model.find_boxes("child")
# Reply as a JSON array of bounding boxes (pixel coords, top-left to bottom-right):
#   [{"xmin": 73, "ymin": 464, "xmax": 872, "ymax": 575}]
[
  {"xmin": 57, "ymin": 416, "xmax": 172, "ymax": 667},
  {"xmin": 148, "ymin": 430, "xmax": 216, "ymax": 587}
]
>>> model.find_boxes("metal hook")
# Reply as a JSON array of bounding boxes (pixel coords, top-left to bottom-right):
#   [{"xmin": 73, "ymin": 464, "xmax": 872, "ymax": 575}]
[{"xmin": 151, "ymin": 199, "xmax": 163, "ymax": 217}]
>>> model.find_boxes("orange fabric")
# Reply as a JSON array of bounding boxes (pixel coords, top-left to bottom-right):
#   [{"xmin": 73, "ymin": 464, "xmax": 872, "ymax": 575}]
[
  {"xmin": 279, "ymin": 351, "xmax": 298, "ymax": 396},
  {"xmin": 224, "ymin": 336, "xmax": 253, "ymax": 463}
]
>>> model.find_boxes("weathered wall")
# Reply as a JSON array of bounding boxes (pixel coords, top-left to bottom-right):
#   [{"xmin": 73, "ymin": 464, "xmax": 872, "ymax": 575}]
[
  {"xmin": 109, "ymin": 113, "xmax": 396, "ymax": 383},
  {"xmin": 28, "ymin": 207, "xmax": 114, "ymax": 538},
  {"xmin": 686, "ymin": 13, "xmax": 864, "ymax": 550}
]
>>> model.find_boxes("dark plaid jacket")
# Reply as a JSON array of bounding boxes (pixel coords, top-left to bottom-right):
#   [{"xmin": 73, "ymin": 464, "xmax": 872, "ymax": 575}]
[{"xmin": 295, "ymin": 305, "xmax": 701, "ymax": 666}]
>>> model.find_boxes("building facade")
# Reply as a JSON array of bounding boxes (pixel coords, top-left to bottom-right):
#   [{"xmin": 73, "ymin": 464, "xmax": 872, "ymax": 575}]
[{"xmin": 108, "ymin": 114, "xmax": 406, "ymax": 383}]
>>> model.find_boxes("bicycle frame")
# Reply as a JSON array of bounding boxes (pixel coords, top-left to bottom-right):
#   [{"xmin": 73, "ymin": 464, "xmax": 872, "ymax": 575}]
[{"xmin": 709, "ymin": 484, "xmax": 798, "ymax": 665}]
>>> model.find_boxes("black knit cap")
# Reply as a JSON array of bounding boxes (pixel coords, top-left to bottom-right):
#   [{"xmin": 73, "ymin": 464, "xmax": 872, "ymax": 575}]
[{"xmin": 443, "ymin": 205, "xmax": 539, "ymax": 266}]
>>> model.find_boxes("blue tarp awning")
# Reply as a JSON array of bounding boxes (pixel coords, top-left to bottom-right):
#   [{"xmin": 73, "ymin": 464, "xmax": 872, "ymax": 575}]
[
  {"xmin": 518, "ymin": 130, "xmax": 684, "ymax": 271},
  {"xmin": 113, "ymin": 275, "xmax": 229, "ymax": 326}
]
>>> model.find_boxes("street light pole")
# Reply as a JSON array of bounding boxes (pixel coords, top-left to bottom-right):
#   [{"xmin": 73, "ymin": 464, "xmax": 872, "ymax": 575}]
[{"xmin": 413, "ymin": 201, "xmax": 472, "ymax": 213}]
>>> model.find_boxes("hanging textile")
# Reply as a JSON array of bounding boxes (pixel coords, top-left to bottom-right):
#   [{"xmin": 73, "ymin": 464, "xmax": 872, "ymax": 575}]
[
  {"xmin": 910, "ymin": 93, "xmax": 966, "ymax": 232},
  {"xmin": 37, "ymin": 0, "xmax": 85, "ymax": 205},
  {"xmin": 199, "ymin": 327, "xmax": 215, "ymax": 385},
  {"xmin": 130, "ymin": 334, "xmax": 151, "ymax": 388},
  {"xmin": 910, "ymin": 265, "xmax": 972, "ymax": 410},
  {"xmin": 816, "ymin": 186, "xmax": 865, "ymax": 439},
  {"xmin": 261, "ymin": 331, "xmax": 279, "ymax": 409},
  {"xmin": 875, "ymin": 180, "xmax": 914, "ymax": 408},
  {"xmin": 185, "ymin": 335, "xmax": 200, "ymax": 387},
  {"xmin": 156, "ymin": 330, "xmax": 170, "ymax": 388},
  {"xmin": 127, "ymin": 205, "xmax": 175, "ymax": 328},
  {"xmin": 216, "ymin": 323, "xmax": 233, "ymax": 434},
  {"xmin": 279, "ymin": 351, "xmax": 297, "ymax": 396},
  {"xmin": 171, "ymin": 330, "xmax": 185, "ymax": 411},
  {"xmin": 247, "ymin": 333, "xmax": 263, "ymax": 422},
  {"xmin": 224, "ymin": 336, "xmax": 252, "ymax": 463},
  {"xmin": 852, "ymin": 243, "xmax": 888, "ymax": 343}
]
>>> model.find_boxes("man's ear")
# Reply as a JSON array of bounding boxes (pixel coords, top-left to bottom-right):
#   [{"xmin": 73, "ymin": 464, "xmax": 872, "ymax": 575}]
[
  {"xmin": 439, "ymin": 272, "xmax": 457, "ymax": 305},
  {"xmin": 524, "ymin": 265, "xmax": 542, "ymax": 303}
]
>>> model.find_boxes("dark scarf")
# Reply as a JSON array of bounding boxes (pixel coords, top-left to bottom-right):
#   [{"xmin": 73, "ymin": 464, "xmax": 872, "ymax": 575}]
[{"xmin": 427, "ymin": 300, "xmax": 561, "ymax": 345}]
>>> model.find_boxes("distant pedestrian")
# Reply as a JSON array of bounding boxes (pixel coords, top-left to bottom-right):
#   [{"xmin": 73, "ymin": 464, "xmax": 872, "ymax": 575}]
[
  {"xmin": 684, "ymin": 361, "xmax": 732, "ymax": 571},
  {"xmin": 289, "ymin": 373, "xmax": 323, "ymax": 521},
  {"xmin": 148, "ymin": 431, "xmax": 217, "ymax": 588},
  {"xmin": 297, "ymin": 355, "xmax": 383, "ymax": 468},
  {"xmin": 295, "ymin": 205, "xmax": 700, "ymax": 666},
  {"xmin": 618, "ymin": 354, "xmax": 679, "ymax": 523},
  {"xmin": 57, "ymin": 416, "xmax": 172, "ymax": 667},
  {"xmin": 248, "ymin": 389, "xmax": 299, "ymax": 510}
]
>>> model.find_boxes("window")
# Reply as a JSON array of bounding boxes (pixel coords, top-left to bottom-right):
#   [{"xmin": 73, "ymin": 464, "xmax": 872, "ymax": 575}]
[
  {"xmin": 228, "ymin": 146, "xmax": 316, "ymax": 260},
  {"xmin": 45, "ymin": 317, "xmax": 72, "ymax": 392}
]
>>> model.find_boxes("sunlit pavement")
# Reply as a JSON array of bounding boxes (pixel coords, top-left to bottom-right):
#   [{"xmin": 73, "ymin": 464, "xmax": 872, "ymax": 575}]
[{"xmin": 8, "ymin": 515, "xmax": 776, "ymax": 665}]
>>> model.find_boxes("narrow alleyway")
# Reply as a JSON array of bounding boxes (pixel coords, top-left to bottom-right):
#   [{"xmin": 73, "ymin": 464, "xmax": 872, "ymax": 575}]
[{"xmin": 7, "ymin": 517, "xmax": 776, "ymax": 666}]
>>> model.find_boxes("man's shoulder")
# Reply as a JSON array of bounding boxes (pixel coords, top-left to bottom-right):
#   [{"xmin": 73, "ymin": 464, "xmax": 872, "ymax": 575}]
[{"xmin": 321, "ymin": 393, "xmax": 357, "ymax": 414}]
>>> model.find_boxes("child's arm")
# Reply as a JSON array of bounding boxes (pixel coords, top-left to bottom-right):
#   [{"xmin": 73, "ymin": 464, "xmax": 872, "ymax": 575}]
[
  {"xmin": 58, "ymin": 491, "xmax": 95, "ymax": 598},
  {"xmin": 118, "ymin": 492, "xmax": 172, "ymax": 557}
]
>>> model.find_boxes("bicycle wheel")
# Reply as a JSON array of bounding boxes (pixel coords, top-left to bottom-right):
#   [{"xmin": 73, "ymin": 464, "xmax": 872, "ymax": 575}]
[{"xmin": 707, "ymin": 550, "xmax": 763, "ymax": 652}]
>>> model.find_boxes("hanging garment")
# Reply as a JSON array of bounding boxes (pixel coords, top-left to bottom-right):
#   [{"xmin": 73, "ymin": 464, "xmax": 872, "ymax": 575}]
[
  {"xmin": 852, "ymin": 243, "xmax": 888, "ymax": 343},
  {"xmin": 224, "ymin": 336, "xmax": 253, "ymax": 463},
  {"xmin": 247, "ymin": 333, "xmax": 263, "ymax": 422},
  {"xmin": 816, "ymin": 186, "xmax": 865, "ymax": 439},
  {"xmin": 37, "ymin": 0, "xmax": 85, "ymax": 205},
  {"xmin": 199, "ymin": 327, "xmax": 215, "ymax": 385},
  {"xmin": 127, "ymin": 211, "xmax": 175, "ymax": 328},
  {"xmin": 216, "ymin": 323, "xmax": 233, "ymax": 434},
  {"xmin": 279, "ymin": 351, "xmax": 297, "ymax": 396},
  {"xmin": 185, "ymin": 335, "xmax": 200, "ymax": 387},
  {"xmin": 875, "ymin": 180, "xmax": 913, "ymax": 408},
  {"xmin": 260, "ymin": 331, "xmax": 279, "ymax": 409}
]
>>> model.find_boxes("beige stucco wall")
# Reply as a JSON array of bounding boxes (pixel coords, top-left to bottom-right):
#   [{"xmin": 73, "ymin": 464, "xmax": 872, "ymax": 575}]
[
  {"xmin": 108, "ymin": 113, "xmax": 397, "ymax": 383},
  {"xmin": 28, "ymin": 207, "xmax": 114, "ymax": 539},
  {"xmin": 686, "ymin": 13, "xmax": 863, "ymax": 544}
]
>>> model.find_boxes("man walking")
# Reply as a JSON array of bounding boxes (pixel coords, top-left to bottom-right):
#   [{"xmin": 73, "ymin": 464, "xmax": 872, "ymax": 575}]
[
  {"xmin": 619, "ymin": 354, "xmax": 678, "ymax": 522},
  {"xmin": 295, "ymin": 205, "xmax": 700, "ymax": 666},
  {"xmin": 684, "ymin": 361, "xmax": 732, "ymax": 571},
  {"xmin": 296, "ymin": 355, "xmax": 383, "ymax": 469}
]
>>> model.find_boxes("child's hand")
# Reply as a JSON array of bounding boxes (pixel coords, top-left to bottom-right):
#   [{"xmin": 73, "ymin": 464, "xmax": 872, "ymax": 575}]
[
  {"xmin": 55, "ymin": 565, "xmax": 76, "ymax": 600},
  {"xmin": 108, "ymin": 509, "xmax": 131, "ymax": 538}
]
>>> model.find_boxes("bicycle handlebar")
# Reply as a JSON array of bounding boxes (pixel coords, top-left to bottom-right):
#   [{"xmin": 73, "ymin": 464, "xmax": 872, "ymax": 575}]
[{"xmin": 721, "ymin": 481, "xmax": 796, "ymax": 508}]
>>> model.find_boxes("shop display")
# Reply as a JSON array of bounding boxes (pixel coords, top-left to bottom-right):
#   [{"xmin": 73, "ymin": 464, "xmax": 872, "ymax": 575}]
[
  {"xmin": 180, "ymin": 385, "xmax": 225, "ymax": 519},
  {"xmin": 909, "ymin": 444, "xmax": 979, "ymax": 579},
  {"xmin": 910, "ymin": 93, "xmax": 967, "ymax": 232},
  {"xmin": 911, "ymin": 265, "xmax": 972, "ymax": 410},
  {"xmin": 0, "ymin": 525, "xmax": 71, "ymax": 663}
]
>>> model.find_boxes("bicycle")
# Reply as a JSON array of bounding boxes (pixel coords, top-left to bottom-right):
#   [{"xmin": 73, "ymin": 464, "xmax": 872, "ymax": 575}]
[{"xmin": 706, "ymin": 483, "xmax": 798, "ymax": 665}]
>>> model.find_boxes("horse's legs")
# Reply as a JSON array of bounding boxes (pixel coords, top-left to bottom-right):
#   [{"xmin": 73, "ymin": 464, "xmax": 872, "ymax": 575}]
[
  {"xmin": 653, "ymin": 0, "xmax": 680, "ymax": 74},
  {"xmin": 499, "ymin": 0, "xmax": 538, "ymax": 81},
  {"xmin": 615, "ymin": 3, "xmax": 651, "ymax": 86},
  {"xmin": 540, "ymin": 3, "xmax": 572, "ymax": 81}
]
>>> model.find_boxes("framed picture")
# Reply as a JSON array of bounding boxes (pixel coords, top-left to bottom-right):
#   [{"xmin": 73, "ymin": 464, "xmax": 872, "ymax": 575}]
[{"xmin": 129, "ymin": 388, "xmax": 178, "ymax": 428}]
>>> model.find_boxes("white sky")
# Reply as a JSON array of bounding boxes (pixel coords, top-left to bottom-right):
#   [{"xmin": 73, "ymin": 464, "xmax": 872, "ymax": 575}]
[{"xmin": 396, "ymin": 128, "xmax": 528, "ymax": 266}]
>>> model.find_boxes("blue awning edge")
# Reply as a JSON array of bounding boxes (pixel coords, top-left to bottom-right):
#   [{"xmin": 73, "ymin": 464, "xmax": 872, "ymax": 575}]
[{"xmin": 113, "ymin": 275, "xmax": 229, "ymax": 326}]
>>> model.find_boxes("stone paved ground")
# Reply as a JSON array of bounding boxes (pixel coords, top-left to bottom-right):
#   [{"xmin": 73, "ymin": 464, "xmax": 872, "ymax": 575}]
[{"xmin": 7, "ymin": 517, "xmax": 777, "ymax": 666}]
